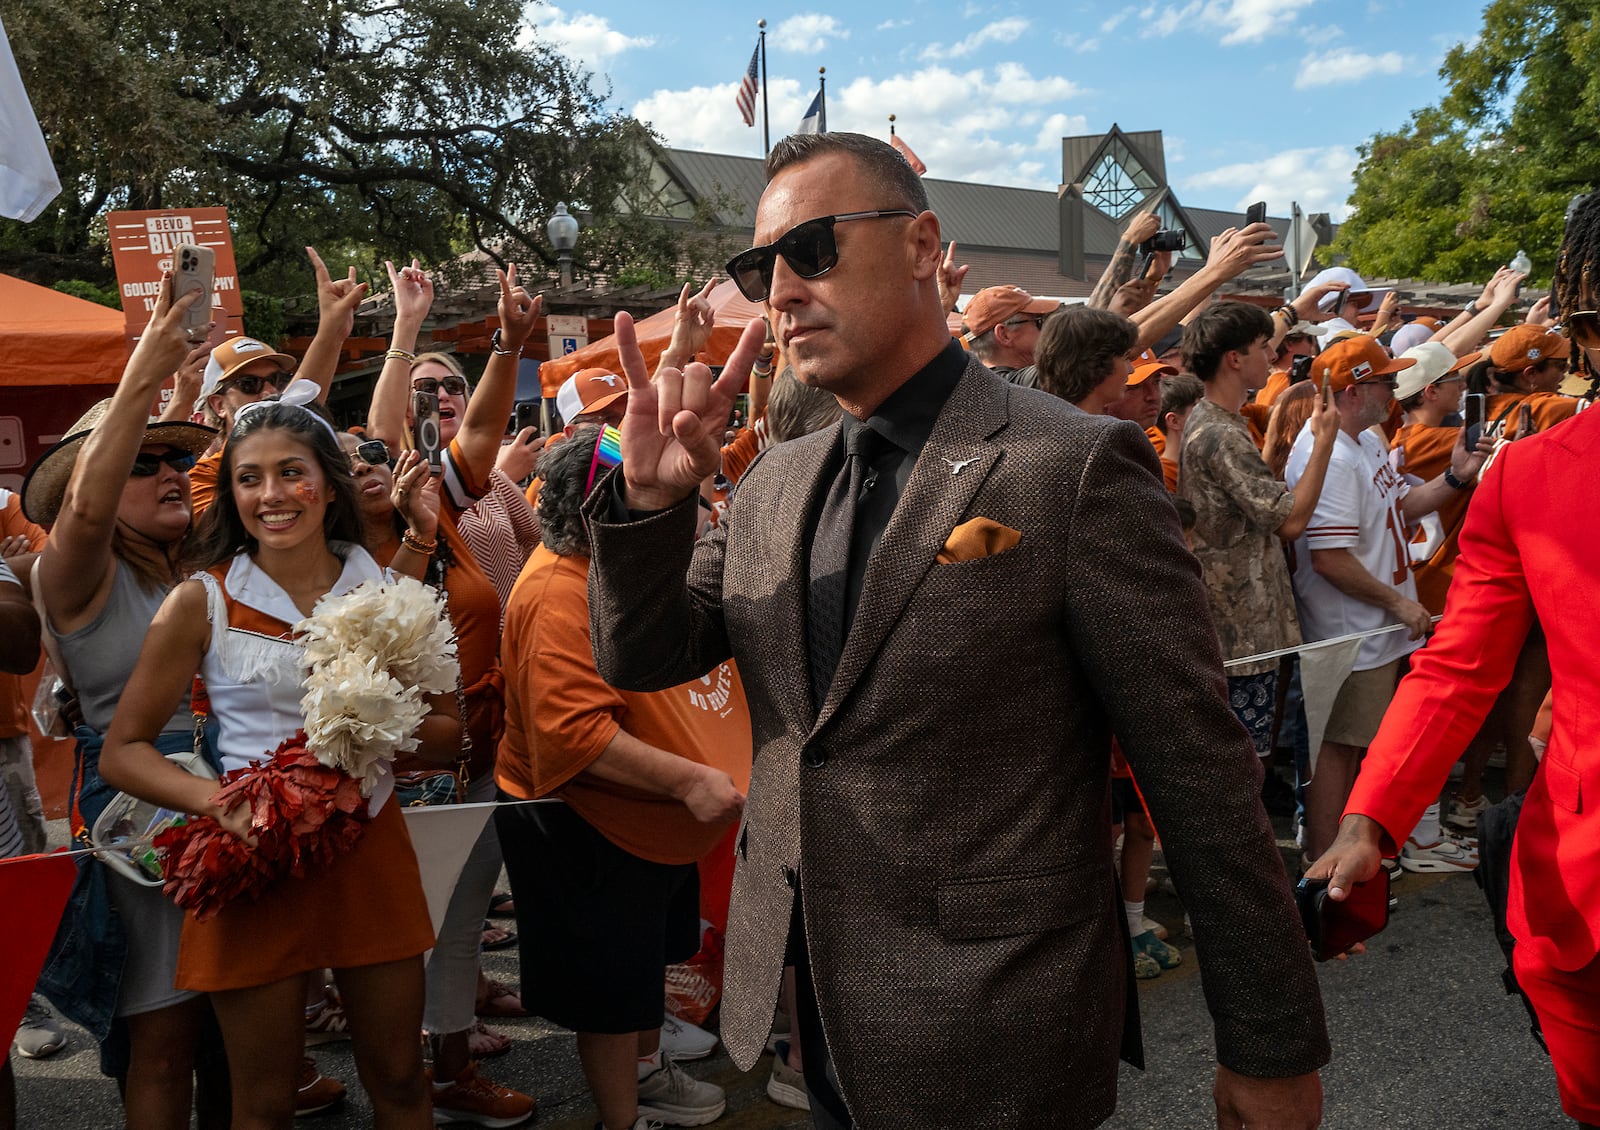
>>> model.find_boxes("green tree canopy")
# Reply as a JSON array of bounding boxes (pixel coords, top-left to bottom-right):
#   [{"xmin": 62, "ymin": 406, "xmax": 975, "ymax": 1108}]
[
  {"xmin": 1333, "ymin": 0, "xmax": 1600, "ymax": 286},
  {"xmin": 0, "ymin": 0, "xmax": 720, "ymax": 295}
]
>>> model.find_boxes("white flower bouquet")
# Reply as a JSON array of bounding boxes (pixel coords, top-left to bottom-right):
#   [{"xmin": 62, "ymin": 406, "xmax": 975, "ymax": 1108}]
[{"xmin": 295, "ymin": 575, "xmax": 460, "ymax": 795}]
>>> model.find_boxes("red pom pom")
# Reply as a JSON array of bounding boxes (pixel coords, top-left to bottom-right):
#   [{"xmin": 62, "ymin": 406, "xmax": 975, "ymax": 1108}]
[{"xmin": 155, "ymin": 733, "xmax": 369, "ymax": 922}]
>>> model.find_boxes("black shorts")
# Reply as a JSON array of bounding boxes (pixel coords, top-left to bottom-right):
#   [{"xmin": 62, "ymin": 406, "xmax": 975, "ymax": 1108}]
[
  {"xmin": 1110, "ymin": 777, "xmax": 1138, "ymax": 826},
  {"xmin": 495, "ymin": 796, "xmax": 700, "ymax": 1034}
]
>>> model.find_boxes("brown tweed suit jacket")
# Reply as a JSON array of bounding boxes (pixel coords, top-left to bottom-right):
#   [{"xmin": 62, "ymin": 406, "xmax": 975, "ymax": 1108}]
[{"xmin": 586, "ymin": 357, "xmax": 1329, "ymax": 1128}]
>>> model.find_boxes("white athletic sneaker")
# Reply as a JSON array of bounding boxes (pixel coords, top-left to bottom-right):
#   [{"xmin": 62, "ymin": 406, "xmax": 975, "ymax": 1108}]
[
  {"xmin": 636, "ymin": 1053, "xmax": 726, "ymax": 1126},
  {"xmin": 1445, "ymin": 793, "xmax": 1489, "ymax": 833},
  {"xmin": 766, "ymin": 1041, "xmax": 810, "ymax": 1110},
  {"xmin": 1400, "ymin": 835, "xmax": 1478, "ymax": 874},
  {"xmin": 659, "ymin": 1013, "xmax": 718, "ymax": 1062}
]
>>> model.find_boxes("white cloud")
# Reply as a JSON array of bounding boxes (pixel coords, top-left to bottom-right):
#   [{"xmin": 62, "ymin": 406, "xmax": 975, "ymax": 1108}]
[
  {"xmin": 524, "ymin": 6, "xmax": 654, "ymax": 62},
  {"xmin": 922, "ymin": 17, "xmax": 1030, "ymax": 60},
  {"xmin": 1181, "ymin": 146, "xmax": 1359, "ymax": 221},
  {"xmin": 876, "ymin": 17, "xmax": 913, "ymax": 30},
  {"xmin": 633, "ymin": 62, "xmax": 1088, "ymax": 190},
  {"xmin": 1101, "ymin": 11, "xmax": 1131, "ymax": 33},
  {"xmin": 1139, "ymin": 0, "xmax": 1319, "ymax": 46},
  {"xmin": 773, "ymin": 13, "xmax": 848, "ymax": 54},
  {"xmin": 1055, "ymin": 31, "xmax": 1101, "ymax": 52},
  {"xmin": 1294, "ymin": 47, "xmax": 1406, "ymax": 88}
]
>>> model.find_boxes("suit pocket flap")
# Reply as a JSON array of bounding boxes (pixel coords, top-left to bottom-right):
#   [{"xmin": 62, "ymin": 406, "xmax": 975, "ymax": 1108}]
[
  {"xmin": 936, "ymin": 867, "xmax": 1090, "ymax": 941},
  {"xmin": 1543, "ymin": 756, "xmax": 1582, "ymax": 813}
]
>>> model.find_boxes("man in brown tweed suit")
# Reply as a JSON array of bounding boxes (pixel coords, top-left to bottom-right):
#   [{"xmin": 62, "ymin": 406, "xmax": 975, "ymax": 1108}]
[{"xmin": 583, "ymin": 132, "xmax": 1329, "ymax": 1129}]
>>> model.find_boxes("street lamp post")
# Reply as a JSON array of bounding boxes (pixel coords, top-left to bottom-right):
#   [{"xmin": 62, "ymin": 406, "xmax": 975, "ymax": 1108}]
[{"xmin": 547, "ymin": 202, "xmax": 579, "ymax": 289}]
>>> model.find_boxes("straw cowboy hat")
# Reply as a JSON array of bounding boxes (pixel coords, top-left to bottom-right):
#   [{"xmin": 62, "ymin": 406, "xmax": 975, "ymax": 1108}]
[{"xmin": 22, "ymin": 400, "xmax": 216, "ymax": 525}]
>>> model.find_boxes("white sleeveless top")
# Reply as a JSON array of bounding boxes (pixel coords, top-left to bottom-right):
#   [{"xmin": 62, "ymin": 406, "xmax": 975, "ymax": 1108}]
[{"xmin": 195, "ymin": 546, "xmax": 395, "ymax": 814}]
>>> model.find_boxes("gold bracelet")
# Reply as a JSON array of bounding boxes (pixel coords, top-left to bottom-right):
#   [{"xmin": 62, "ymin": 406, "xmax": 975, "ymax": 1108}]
[
  {"xmin": 401, "ymin": 530, "xmax": 437, "ymax": 554},
  {"xmin": 386, "ymin": 348, "xmax": 416, "ymax": 363}
]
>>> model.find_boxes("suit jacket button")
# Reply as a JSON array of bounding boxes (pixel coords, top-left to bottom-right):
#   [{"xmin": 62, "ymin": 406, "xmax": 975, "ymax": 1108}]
[
  {"xmin": 803, "ymin": 749, "xmax": 826, "ymax": 769},
  {"xmin": 782, "ymin": 865, "xmax": 796, "ymax": 888}
]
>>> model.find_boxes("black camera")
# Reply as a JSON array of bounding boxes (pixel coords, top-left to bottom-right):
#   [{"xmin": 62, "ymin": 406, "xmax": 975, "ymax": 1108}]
[
  {"xmin": 1141, "ymin": 230, "xmax": 1187, "ymax": 255},
  {"xmin": 1290, "ymin": 355, "xmax": 1314, "ymax": 384},
  {"xmin": 1137, "ymin": 230, "xmax": 1187, "ymax": 276}
]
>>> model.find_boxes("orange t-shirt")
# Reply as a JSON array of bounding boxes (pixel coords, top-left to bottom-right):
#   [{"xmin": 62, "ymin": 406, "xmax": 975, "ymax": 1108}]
[
  {"xmin": 720, "ymin": 424, "xmax": 764, "ymax": 486},
  {"xmin": 1255, "ymin": 369, "xmax": 1292, "ymax": 408},
  {"xmin": 0, "ymin": 491, "xmax": 47, "ymax": 737},
  {"xmin": 1240, "ymin": 402, "xmax": 1271, "ymax": 449},
  {"xmin": 1142, "ymin": 427, "xmax": 1178, "ymax": 492},
  {"xmin": 1390, "ymin": 422, "xmax": 1472, "ymax": 617},
  {"xmin": 496, "ymin": 546, "xmax": 752, "ymax": 864},
  {"xmin": 1486, "ymin": 391, "xmax": 1578, "ymax": 439},
  {"xmin": 189, "ymin": 450, "xmax": 222, "ymax": 520}
]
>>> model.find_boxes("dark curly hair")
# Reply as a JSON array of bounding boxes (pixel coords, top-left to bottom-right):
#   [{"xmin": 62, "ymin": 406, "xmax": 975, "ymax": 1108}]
[
  {"xmin": 1552, "ymin": 191, "xmax": 1599, "ymax": 393},
  {"xmin": 536, "ymin": 425, "xmax": 601, "ymax": 557},
  {"xmin": 186, "ymin": 402, "xmax": 363, "ymax": 570}
]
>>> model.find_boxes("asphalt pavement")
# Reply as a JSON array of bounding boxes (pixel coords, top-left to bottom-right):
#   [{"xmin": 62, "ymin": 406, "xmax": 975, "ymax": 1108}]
[{"xmin": 13, "ymin": 847, "xmax": 1566, "ymax": 1129}]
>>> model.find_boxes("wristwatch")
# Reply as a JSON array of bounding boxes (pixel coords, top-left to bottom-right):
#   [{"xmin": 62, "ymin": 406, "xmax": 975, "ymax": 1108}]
[
  {"xmin": 1443, "ymin": 468, "xmax": 1473, "ymax": 490},
  {"xmin": 490, "ymin": 328, "xmax": 515, "ymax": 356}
]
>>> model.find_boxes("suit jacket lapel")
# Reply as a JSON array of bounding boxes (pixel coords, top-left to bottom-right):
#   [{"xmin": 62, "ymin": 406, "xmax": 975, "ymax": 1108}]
[{"xmin": 811, "ymin": 360, "xmax": 1010, "ymax": 736}]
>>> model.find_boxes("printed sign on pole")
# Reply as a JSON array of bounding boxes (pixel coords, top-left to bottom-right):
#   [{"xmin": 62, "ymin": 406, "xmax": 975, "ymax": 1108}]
[
  {"xmin": 107, "ymin": 208, "xmax": 246, "ymax": 346},
  {"xmin": 547, "ymin": 314, "xmax": 588, "ymax": 361},
  {"xmin": 107, "ymin": 207, "xmax": 247, "ymax": 416}
]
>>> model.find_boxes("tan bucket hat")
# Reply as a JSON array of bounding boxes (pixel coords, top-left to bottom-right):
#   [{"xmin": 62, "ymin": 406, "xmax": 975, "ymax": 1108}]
[{"xmin": 21, "ymin": 400, "xmax": 216, "ymax": 525}]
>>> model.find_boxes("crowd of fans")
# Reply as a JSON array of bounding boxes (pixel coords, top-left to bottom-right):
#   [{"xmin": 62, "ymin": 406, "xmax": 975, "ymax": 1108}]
[{"xmin": 0, "ymin": 183, "xmax": 1591, "ymax": 1130}]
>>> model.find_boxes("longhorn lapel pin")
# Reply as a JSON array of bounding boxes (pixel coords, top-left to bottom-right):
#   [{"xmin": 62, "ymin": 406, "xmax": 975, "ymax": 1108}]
[{"xmin": 943, "ymin": 456, "xmax": 978, "ymax": 476}]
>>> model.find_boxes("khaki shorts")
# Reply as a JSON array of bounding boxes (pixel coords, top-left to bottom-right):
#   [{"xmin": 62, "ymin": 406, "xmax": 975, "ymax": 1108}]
[{"xmin": 1323, "ymin": 658, "xmax": 1401, "ymax": 748}]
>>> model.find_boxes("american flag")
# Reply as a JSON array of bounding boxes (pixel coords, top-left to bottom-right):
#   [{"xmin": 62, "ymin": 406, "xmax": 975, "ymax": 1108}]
[{"xmin": 736, "ymin": 43, "xmax": 760, "ymax": 127}]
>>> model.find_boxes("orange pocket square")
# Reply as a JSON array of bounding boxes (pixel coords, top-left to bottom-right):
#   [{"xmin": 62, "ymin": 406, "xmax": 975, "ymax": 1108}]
[{"xmin": 937, "ymin": 517, "xmax": 1021, "ymax": 564}]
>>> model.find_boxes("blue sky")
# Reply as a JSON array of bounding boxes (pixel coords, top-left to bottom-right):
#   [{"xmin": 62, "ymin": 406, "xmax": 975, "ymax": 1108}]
[{"xmin": 526, "ymin": 0, "xmax": 1484, "ymax": 221}]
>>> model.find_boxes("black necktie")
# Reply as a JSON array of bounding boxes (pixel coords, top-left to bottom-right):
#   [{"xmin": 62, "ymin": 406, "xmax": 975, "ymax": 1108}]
[{"xmin": 806, "ymin": 426, "xmax": 880, "ymax": 708}]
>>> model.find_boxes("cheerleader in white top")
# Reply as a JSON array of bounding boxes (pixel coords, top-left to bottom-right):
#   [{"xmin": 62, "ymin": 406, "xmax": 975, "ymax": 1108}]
[{"xmin": 103, "ymin": 399, "xmax": 461, "ymax": 1130}]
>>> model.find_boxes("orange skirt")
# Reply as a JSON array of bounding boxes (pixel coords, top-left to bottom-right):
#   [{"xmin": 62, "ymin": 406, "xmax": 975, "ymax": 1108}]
[{"xmin": 175, "ymin": 799, "xmax": 435, "ymax": 991}]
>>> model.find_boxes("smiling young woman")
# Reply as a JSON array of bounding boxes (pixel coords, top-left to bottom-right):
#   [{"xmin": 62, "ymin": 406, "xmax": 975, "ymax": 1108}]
[{"xmin": 101, "ymin": 398, "xmax": 463, "ymax": 1130}]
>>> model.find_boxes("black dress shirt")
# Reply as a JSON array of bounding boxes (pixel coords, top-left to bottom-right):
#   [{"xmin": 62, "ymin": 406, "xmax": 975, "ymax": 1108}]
[{"xmin": 820, "ymin": 339, "xmax": 967, "ymax": 630}]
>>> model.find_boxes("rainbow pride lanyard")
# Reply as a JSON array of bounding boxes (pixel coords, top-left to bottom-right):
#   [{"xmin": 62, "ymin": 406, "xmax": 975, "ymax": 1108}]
[{"xmin": 585, "ymin": 424, "xmax": 622, "ymax": 495}]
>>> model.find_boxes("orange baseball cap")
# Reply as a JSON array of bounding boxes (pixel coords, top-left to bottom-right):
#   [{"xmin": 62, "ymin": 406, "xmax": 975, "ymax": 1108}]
[
  {"xmin": 960, "ymin": 286, "xmax": 1060, "ymax": 341},
  {"xmin": 1128, "ymin": 361, "xmax": 1178, "ymax": 387},
  {"xmin": 556, "ymin": 367, "xmax": 628, "ymax": 422},
  {"xmin": 1314, "ymin": 335, "xmax": 1415, "ymax": 392},
  {"xmin": 1446, "ymin": 350, "xmax": 1482, "ymax": 375},
  {"xmin": 1488, "ymin": 324, "xmax": 1570, "ymax": 371}
]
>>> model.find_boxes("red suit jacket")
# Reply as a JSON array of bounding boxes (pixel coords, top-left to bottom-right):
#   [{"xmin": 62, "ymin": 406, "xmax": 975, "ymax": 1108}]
[{"xmin": 1347, "ymin": 403, "xmax": 1598, "ymax": 972}]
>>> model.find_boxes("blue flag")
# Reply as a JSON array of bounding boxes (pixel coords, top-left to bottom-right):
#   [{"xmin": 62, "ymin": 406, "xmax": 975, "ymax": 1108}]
[{"xmin": 797, "ymin": 88, "xmax": 825, "ymax": 134}]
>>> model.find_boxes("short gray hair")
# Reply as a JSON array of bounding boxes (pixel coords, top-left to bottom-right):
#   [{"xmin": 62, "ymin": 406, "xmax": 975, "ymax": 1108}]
[
  {"xmin": 766, "ymin": 367, "xmax": 841, "ymax": 444},
  {"xmin": 535, "ymin": 426, "xmax": 599, "ymax": 557},
  {"xmin": 765, "ymin": 132, "xmax": 929, "ymax": 214}
]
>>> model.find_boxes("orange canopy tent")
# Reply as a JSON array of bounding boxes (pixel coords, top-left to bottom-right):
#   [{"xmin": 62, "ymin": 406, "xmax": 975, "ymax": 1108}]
[
  {"xmin": 0, "ymin": 273, "xmax": 129, "ymax": 387},
  {"xmin": 539, "ymin": 280, "xmax": 766, "ymax": 396}
]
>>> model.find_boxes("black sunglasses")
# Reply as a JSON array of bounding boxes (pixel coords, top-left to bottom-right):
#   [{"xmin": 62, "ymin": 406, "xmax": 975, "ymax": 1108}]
[
  {"xmin": 413, "ymin": 375, "xmax": 468, "ymax": 396},
  {"xmin": 130, "ymin": 450, "xmax": 198, "ymax": 476},
  {"xmin": 222, "ymin": 370, "xmax": 293, "ymax": 397},
  {"xmin": 1564, "ymin": 310, "xmax": 1600, "ymax": 348},
  {"xmin": 349, "ymin": 439, "xmax": 393, "ymax": 468},
  {"xmin": 726, "ymin": 210, "xmax": 919, "ymax": 302},
  {"xmin": 1003, "ymin": 315, "xmax": 1047, "ymax": 331}
]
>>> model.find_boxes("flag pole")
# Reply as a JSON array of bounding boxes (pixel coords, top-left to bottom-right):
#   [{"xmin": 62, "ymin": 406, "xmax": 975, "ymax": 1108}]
[
  {"xmin": 759, "ymin": 20, "xmax": 770, "ymax": 157},
  {"xmin": 889, "ymin": 112, "xmax": 896, "ymax": 139},
  {"xmin": 818, "ymin": 67, "xmax": 827, "ymax": 133}
]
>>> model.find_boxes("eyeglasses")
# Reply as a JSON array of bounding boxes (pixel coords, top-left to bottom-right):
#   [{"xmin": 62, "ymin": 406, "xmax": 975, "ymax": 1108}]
[
  {"xmin": 725, "ymin": 210, "xmax": 919, "ymax": 302},
  {"xmin": 222, "ymin": 371, "xmax": 293, "ymax": 397},
  {"xmin": 130, "ymin": 450, "xmax": 198, "ymax": 476},
  {"xmin": 1002, "ymin": 315, "xmax": 1046, "ymax": 331},
  {"xmin": 1564, "ymin": 310, "xmax": 1600, "ymax": 349},
  {"xmin": 412, "ymin": 375, "xmax": 468, "ymax": 396},
  {"xmin": 349, "ymin": 439, "xmax": 392, "ymax": 469}
]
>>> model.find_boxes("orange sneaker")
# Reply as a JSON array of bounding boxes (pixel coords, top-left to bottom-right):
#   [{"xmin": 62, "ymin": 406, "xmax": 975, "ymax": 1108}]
[
  {"xmin": 295, "ymin": 1056, "xmax": 346, "ymax": 1117},
  {"xmin": 430, "ymin": 1063, "xmax": 536, "ymax": 1127}
]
